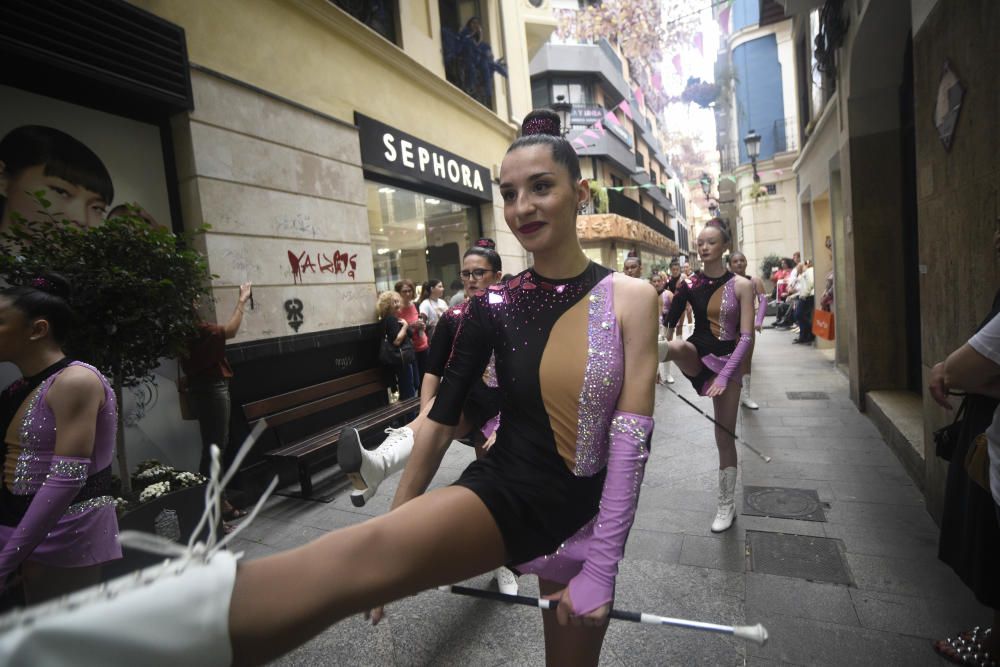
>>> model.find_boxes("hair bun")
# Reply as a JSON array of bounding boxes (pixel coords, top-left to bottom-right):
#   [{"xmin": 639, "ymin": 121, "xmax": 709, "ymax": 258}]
[
  {"xmin": 27, "ymin": 272, "xmax": 71, "ymax": 300},
  {"xmin": 474, "ymin": 237, "xmax": 497, "ymax": 250},
  {"xmin": 521, "ymin": 109, "xmax": 562, "ymax": 138}
]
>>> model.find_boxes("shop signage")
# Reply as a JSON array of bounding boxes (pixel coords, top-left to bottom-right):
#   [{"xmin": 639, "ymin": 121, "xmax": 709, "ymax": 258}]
[{"xmin": 356, "ymin": 113, "xmax": 492, "ymax": 202}]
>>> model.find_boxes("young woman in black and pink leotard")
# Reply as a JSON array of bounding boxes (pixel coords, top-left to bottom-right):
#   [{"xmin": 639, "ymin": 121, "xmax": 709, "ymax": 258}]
[{"xmin": 662, "ymin": 219, "xmax": 755, "ymax": 533}]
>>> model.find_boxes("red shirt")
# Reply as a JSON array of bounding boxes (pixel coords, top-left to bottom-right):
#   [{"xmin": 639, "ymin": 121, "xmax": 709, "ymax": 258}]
[
  {"xmin": 398, "ymin": 303, "xmax": 429, "ymax": 352},
  {"xmin": 181, "ymin": 323, "xmax": 233, "ymax": 380}
]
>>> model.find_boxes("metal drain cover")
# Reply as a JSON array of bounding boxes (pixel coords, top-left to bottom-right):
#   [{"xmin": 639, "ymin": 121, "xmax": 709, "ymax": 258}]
[
  {"xmin": 786, "ymin": 391, "xmax": 830, "ymax": 400},
  {"xmin": 743, "ymin": 486, "xmax": 826, "ymax": 522},
  {"xmin": 747, "ymin": 531, "xmax": 853, "ymax": 585}
]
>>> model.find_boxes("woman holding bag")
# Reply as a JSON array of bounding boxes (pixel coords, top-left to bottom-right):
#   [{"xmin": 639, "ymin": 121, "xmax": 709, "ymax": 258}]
[{"xmin": 376, "ymin": 291, "xmax": 416, "ymax": 401}]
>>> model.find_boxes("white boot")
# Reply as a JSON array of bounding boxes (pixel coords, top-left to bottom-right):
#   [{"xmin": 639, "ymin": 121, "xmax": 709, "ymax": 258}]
[
  {"xmin": 495, "ymin": 566, "xmax": 519, "ymax": 595},
  {"xmin": 664, "ymin": 360, "xmax": 675, "ymax": 384},
  {"xmin": 710, "ymin": 467, "xmax": 738, "ymax": 533},
  {"xmin": 740, "ymin": 374, "xmax": 759, "ymax": 409},
  {"xmin": 339, "ymin": 426, "xmax": 414, "ymax": 507}
]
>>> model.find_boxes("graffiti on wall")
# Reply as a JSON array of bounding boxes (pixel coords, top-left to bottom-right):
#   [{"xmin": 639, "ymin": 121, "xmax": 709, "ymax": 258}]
[
  {"xmin": 284, "ymin": 298, "xmax": 304, "ymax": 332},
  {"xmin": 287, "ymin": 249, "xmax": 358, "ymax": 284}
]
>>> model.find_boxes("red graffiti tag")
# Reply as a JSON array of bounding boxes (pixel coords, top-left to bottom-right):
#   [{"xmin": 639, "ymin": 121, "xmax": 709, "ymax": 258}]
[{"xmin": 288, "ymin": 249, "xmax": 357, "ymax": 281}]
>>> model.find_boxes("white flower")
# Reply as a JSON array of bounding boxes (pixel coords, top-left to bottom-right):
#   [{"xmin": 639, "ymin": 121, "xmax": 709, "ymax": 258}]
[
  {"xmin": 135, "ymin": 465, "xmax": 175, "ymax": 481},
  {"xmin": 139, "ymin": 481, "xmax": 172, "ymax": 503}
]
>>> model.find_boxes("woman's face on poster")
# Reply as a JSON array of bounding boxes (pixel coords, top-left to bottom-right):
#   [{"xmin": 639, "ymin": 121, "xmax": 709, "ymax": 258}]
[{"xmin": 1, "ymin": 163, "xmax": 108, "ymax": 230}]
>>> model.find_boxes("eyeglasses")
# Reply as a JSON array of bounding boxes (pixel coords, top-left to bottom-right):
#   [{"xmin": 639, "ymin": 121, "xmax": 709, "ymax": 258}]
[{"xmin": 460, "ymin": 269, "xmax": 492, "ymax": 280}]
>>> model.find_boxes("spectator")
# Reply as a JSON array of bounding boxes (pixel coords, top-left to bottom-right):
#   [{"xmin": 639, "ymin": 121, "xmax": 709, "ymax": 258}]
[
  {"xmin": 623, "ymin": 252, "xmax": 642, "ymax": 278},
  {"xmin": 394, "ymin": 279, "xmax": 429, "ymax": 384},
  {"xmin": 792, "ymin": 261, "xmax": 815, "ymax": 344},
  {"xmin": 773, "ymin": 258, "xmax": 796, "ymax": 329},
  {"xmin": 376, "ymin": 290, "xmax": 418, "ymax": 402},
  {"xmin": 417, "ymin": 279, "xmax": 447, "ymax": 341},
  {"xmin": 181, "ymin": 282, "xmax": 253, "ymax": 525},
  {"xmin": 447, "ymin": 278, "xmax": 465, "ymax": 306},
  {"xmin": 930, "ymin": 284, "xmax": 1000, "ymax": 666}
]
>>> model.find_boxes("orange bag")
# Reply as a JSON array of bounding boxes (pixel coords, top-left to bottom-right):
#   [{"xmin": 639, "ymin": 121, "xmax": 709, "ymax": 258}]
[{"xmin": 812, "ymin": 309, "xmax": 835, "ymax": 340}]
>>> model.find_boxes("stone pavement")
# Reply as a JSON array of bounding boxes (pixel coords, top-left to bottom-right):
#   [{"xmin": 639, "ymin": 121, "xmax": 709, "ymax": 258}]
[{"xmin": 230, "ymin": 321, "xmax": 990, "ymax": 666}]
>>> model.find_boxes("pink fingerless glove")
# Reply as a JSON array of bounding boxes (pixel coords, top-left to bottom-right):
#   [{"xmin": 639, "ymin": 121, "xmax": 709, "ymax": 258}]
[
  {"xmin": 755, "ymin": 293, "xmax": 767, "ymax": 328},
  {"xmin": 711, "ymin": 332, "xmax": 754, "ymax": 391},
  {"xmin": 566, "ymin": 411, "xmax": 652, "ymax": 616},
  {"xmin": 0, "ymin": 456, "xmax": 90, "ymax": 583}
]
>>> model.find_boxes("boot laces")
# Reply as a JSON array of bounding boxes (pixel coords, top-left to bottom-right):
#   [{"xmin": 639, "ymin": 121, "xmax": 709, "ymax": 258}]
[{"xmin": 382, "ymin": 427, "xmax": 410, "ymax": 450}]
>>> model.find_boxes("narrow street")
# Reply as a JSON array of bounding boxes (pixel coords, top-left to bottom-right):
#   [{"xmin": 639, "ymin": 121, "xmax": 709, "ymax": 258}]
[{"xmin": 232, "ymin": 322, "xmax": 987, "ymax": 666}]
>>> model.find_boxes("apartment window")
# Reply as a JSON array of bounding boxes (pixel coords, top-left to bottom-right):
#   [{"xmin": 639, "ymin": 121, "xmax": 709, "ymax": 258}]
[
  {"xmin": 330, "ymin": 1, "xmax": 399, "ymax": 44},
  {"xmin": 610, "ymin": 174, "xmax": 623, "ymax": 188},
  {"xmin": 766, "ymin": 183, "xmax": 778, "ymax": 195},
  {"xmin": 440, "ymin": 0, "xmax": 503, "ymax": 110}
]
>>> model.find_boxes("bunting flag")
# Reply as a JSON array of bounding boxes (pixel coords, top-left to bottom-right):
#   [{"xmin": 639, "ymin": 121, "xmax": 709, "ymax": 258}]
[
  {"xmin": 672, "ymin": 53, "xmax": 683, "ymax": 77},
  {"xmin": 583, "ymin": 129, "xmax": 600, "ymax": 141},
  {"xmin": 620, "ymin": 100, "xmax": 634, "ymax": 120},
  {"xmin": 651, "ymin": 71, "xmax": 663, "ymax": 93},
  {"xmin": 593, "ymin": 119, "xmax": 606, "ymax": 136},
  {"xmin": 572, "ymin": 138, "xmax": 588, "ymax": 151},
  {"xmin": 693, "ymin": 32, "xmax": 704, "ymax": 56},
  {"xmin": 633, "ymin": 86, "xmax": 645, "ymax": 112},
  {"xmin": 718, "ymin": 5, "xmax": 732, "ymax": 35},
  {"xmin": 604, "ymin": 110, "xmax": 623, "ymax": 128}
]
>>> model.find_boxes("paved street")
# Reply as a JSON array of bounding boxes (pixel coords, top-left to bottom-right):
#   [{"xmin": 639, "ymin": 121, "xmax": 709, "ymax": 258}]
[{"xmin": 231, "ymin": 322, "xmax": 989, "ymax": 666}]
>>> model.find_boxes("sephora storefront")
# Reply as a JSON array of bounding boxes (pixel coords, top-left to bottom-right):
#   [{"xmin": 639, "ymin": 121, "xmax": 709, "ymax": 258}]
[{"xmin": 356, "ymin": 114, "xmax": 491, "ymax": 301}]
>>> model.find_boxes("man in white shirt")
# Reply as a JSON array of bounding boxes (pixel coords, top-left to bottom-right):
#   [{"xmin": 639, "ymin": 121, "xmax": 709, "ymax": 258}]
[{"xmin": 792, "ymin": 262, "xmax": 815, "ymax": 344}]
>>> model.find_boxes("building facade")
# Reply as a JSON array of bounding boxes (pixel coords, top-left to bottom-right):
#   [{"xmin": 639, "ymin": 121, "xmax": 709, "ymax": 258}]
[
  {"xmin": 714, "ymin": 0, "xmax": 803, "ymax": 290},
  {"xmin": 0, "ymin": 0, "xmax": 556, "ymax": 472},
  {"xmin": 530, "ymin": 35, "xmax": 684, "ymax": 274},
  {"xmin": 778, "ymin": 0, "xmax": 1000, "ymax": 519}
]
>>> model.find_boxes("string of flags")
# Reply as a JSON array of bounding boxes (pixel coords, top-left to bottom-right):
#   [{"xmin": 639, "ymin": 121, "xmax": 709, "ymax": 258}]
[{"xmin": 569, "ymin": 93, "xmax": 640, "ymax": 154}]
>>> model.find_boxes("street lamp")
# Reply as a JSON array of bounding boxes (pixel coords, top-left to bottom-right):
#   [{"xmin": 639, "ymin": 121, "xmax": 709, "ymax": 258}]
[
  {"xmin": 550, "ymin": 95, "xmax": 572, "ymax": 136},
  {"xmin": 744, "ymin": 129, "xmax": 761, "ymax": 183}
]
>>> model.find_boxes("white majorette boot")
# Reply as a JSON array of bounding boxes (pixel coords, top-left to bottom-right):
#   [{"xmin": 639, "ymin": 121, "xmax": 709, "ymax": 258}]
[
  {"xmin": 711, "ymin": 467, "xmax": 738, "ymax": 533},
  {"xmin": 338, "ymin": 426, "xmax": 414, "ymax": 507},
  {"xmin": 740, "ymin": 374, "xmax": 759, "ymax": 409},
  {"xmin": 664, "ymin": 360, "xmax": 676, "ymax": 384},
  {"xmin": 495, "ymin": 566, "xmax": 518, "ymax": 595}
]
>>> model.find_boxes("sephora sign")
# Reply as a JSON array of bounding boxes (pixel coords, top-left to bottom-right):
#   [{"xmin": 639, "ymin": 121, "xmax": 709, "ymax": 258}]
[{"xmin": 356, "ymin": 113, "xmax": 492, "ymax": 202}]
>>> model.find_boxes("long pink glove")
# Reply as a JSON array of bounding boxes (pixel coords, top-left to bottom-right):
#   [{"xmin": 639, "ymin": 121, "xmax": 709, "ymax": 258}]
[
  {"xmin": 566, "ymin": 411, "xmax": 652, "ymax": 615},
  {"xmin": 755, "ymin": 293, "xmax": 767, "ymax": 328},
  {"xmin": 710, "ymin": 332, "xmax": 754, "ymax": 392},
  {"xmin": 0, "ymin": 456, "xmax": 90, "ymax": 583}
]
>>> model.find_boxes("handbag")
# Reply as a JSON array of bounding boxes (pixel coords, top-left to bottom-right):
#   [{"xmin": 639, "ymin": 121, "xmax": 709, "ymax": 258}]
[
  {"xmin": 934, "ymin": 397, "xmax": 967, "ymax": 461},
  {"xmin": 965, "ymin": 433, "xmax": 992, "ymax": 492},
  {"xmin": 812, "ymin": 309, "xmax": 835, "ymax": 340},
  {"xmin": 379, "ymin": 338, "xmax": 414, "ymax": 367},
  {"xmin": 176, "ymin": 363, "xmax": 197, "ymax": 421}
]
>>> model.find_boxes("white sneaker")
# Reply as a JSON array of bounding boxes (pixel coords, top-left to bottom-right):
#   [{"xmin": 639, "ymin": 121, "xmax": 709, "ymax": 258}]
[{"xmin": 495, "ymin": 566, "xmax": 518, "ymax": 595}]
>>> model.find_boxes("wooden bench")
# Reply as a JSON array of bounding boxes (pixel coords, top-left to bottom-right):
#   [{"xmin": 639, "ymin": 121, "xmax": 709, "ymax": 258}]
[{"xmin": 243, "ymin": 368, "xmax": 420, "ymax": 499}]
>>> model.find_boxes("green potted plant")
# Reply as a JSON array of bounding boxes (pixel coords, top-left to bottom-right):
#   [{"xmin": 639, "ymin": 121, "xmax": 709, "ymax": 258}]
[{"xmin": 0, "ymin": 203, "xmax": 212, "ymax": 494}]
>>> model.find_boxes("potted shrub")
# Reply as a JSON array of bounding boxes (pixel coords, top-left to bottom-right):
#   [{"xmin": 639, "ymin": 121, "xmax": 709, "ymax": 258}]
[{"xmin": 0, "ymin": 204, "xmax": 212, "ymax": 493}]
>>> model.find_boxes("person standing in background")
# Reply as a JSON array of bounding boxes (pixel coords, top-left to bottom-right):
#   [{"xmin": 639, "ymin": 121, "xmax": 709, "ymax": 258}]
[
  {"xmin": 181, "ymin": 282, "xmax": 253, "ymax": 524},
  {"xmin": 417, "ymin": 279, "xmax": 447, "ymax": 342},
  {"xmin": 395, "ymin": 279, "xmax": 429, "ymax": 385}
]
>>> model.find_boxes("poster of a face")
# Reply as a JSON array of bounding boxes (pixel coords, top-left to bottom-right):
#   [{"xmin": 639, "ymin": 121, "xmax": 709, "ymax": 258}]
[
  {"xmin": 0, "ymin": 85, "xmax": 201, "ymax": 472},
  {"xmin": 0, "ymin": 85, "xmax": 171, "ymax": 231}
]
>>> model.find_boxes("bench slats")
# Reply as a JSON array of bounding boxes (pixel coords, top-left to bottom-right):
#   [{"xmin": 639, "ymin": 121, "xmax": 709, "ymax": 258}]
[
  {"xmin": 254, "ymin": 381, "xmax": 385, "ymax": 430},
  {"xmin": 242, "ymin": 368, "xmax": 383, "ymax": 421}
]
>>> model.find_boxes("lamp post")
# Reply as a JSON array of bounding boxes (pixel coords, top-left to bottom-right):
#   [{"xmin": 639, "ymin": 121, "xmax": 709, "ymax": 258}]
[
  {"xmin": 551, "ymin": 95, "xmax": 572, "ymax": 137},
  {"xmin": 744, "ymin": 129, "xmax": 761, "ymax": 183}
]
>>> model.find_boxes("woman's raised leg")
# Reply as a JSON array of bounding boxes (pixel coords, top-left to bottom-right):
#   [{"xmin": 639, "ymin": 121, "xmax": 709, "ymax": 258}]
[
  {"xmin": 665, "ymin": 339, "xmax": 703, "ymax": 378},
  {"xmin": 538, "ymin": 577, "xmax": 609, "ymax": 667},
  {"xmin": 228, "ymin": 486, "xmax": 506, "ymax": 665}
]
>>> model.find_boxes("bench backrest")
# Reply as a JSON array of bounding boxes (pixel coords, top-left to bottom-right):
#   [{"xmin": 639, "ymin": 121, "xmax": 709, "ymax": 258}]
[{"xmin": 242, "ymin": 368, "xmax": 387, "ymax": 430}]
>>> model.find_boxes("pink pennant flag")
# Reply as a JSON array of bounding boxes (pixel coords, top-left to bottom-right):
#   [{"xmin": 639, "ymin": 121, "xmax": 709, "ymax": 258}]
[
  {"xmin": 604, "ymin": 110, "xmax": 623, "ymax": 128},
  {"xmin": 693, "ymin": 32, "xmax": 704, "ymax": 55},
  {"xmin": 652, "ymin": 71, "xmax": 663, "ymax": 92},
  {"xmin": 572, "ymin": 138, "xmax": 588, "ymax": 151},
  {"xmin": 620, "ymin": 100, "xmax": 633, "ymax": 120},
  {"xmin": 583, "ymin": 129, "xmax": 600, "ymax": 141},
  {"xmin": 594, "ymin": 120, "xmax": 606, "ymax": 136},
  {"xmin": 672, "ymin": 53, "xmax": 683, "ymax": 77},
  {"xmin": 634, "ymin": 86, "xmax": 645, "ymax": 111},
  {"xmin": 718, "ymin": 6, "xmax": 732, "ymax": 35}
]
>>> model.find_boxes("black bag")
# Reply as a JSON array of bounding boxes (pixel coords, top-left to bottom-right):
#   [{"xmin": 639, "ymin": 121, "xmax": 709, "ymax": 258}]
[
  {"xmin": 933, "ymin": 397, "xmax": 967, "ymax": 462},
  {"xmin": 379, "ymin": 338, "xmax": 414, "ymax": 367}
]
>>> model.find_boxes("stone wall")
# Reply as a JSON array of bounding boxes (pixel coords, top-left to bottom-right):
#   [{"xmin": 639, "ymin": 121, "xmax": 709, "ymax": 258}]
[
  {"xmin": 913, "ymin": 1, "xmax": 1000, "ymax": 518},
  {"xmin": 172, "ymin": 70, "xmax": 377, "ymax": 343}
]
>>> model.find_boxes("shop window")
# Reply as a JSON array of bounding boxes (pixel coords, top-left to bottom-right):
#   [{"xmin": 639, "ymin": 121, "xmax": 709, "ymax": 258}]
[
  {"xmin": 367, "ymin": 181, "xmax": 480, "ymax": 296},
  {"xmin": 439, "ymin": 0, "xmax": 507, "ymax": 110},
  {"xmin": 330, "ymin": 1, "xmax": 399, "ymax": 44},
  {"xmin": 766, "ymin": 183, "xmax": 777, "ymax": 195}
]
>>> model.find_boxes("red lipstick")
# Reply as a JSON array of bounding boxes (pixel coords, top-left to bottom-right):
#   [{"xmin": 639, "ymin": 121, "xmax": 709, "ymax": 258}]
[{"xmin": 518, "ymin": 221, "xmax": 546, "ymax": 235}]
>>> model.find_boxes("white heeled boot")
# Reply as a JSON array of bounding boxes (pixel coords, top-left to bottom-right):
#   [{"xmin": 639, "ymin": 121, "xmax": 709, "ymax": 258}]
[
  {"xmin": 740, "ymin": 374, "xmax": 759, "ymax": 409},
  {"xmin": 339, "ymin": 426, "xmax": 414, "ymax": 507},
  {"xmin": 495, "ymin": 566, "xmax": 518, "ymax": 595},
  {"xmin": 710, "ymin": 467, "xmax": 738, "ymax": 533},
  {"xmin": 664, "ymin": 360, "xmax": 675, "ymax": 384}
]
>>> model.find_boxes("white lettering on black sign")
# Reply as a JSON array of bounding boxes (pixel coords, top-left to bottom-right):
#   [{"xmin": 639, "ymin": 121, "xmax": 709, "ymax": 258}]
[{"xmin": 382, "ymin": 133, "xmax": 484, "ymax": 192}]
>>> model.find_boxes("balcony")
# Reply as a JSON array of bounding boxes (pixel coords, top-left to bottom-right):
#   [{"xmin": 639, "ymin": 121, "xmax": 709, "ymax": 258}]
[
  {"xmin": 607, "ymin": 189, "xmax": 676, "ymax": 241},
  {"xmin": 442, "ymin": 23, "xmax": 507, "ymax": 110},
  {"xmin": 568, "ymin": 126, "xmax": 636, "ymax": 174},
  {"xmin": 530, "ymin": 40, "xmax": 631, "ymax": 103},
  {"xmin": 719, "ymin": 116, "xmax": 800, "ymax": 171}
]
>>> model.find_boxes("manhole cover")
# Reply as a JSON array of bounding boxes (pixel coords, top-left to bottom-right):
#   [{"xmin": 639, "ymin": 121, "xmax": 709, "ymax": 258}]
[
  {"xmin": 786, "ymin": 391, "xmax": 830, "ymax": 400},
  {"xmin": 747, "ymin": 531, "xmax": 853, "ymax": 585},
  {"xmin": 743, "ymin": 486, "xmax": 826, "ymax": 522}
]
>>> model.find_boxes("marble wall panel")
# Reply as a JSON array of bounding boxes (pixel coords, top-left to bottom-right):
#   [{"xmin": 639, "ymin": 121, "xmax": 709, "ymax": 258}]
[{"xmin": 204, "ymin": 235, "xmax": 374, "ymax": 287}]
